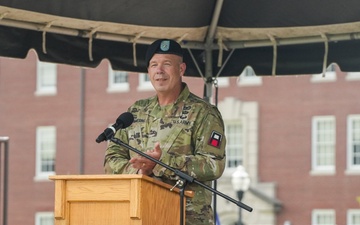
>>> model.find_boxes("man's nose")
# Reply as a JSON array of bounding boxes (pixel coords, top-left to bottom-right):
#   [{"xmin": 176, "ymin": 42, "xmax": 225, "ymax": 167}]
[{"xmin": 156, "ymin": 65, "xmax": 164, "ymax": 73}]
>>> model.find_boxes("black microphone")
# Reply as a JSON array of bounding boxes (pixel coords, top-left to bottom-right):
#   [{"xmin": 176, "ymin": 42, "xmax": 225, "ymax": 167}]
[{"xmin": 95, "ymin": 112, "xmax": 134, "ymax": 143}]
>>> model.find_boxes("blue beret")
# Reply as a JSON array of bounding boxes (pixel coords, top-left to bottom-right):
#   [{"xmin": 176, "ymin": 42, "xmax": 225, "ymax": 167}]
[{"xmin": 145, "ymin": 39, "xmax": 183, "ymax": 67}]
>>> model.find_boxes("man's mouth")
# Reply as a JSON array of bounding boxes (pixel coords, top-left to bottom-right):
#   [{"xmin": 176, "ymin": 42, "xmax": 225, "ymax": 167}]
[{"xmin": 155, "ymin": 77, "xmax": 167, "ymax": 81}]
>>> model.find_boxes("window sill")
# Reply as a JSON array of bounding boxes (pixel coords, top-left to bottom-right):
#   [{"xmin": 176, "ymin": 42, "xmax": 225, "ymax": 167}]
[
  {"xmin": 107, "ymin": 85, "xmax": 130, "ymax": 93},
  {"xmin": 310, "ymin": 170, "xmax": 335, "ymax": 176},
  {"xmin": 137, "ymin": 84, "xmax": 154, "ymax": 92},
  {"xmin": 344, "ymin": 169, "xmax": 360, "ymax": 175},
  {"xmin": 35, "ymin": 90, "xmax": 57, "ymax": 96},
  {"xmin": 34, "ymin": 173, "xmax": 55, "ymax": 182}
]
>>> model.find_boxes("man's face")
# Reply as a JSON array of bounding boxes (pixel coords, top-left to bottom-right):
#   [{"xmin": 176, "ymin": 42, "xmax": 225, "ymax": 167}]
[{"xmin": 147, "ymin": 53, "xmax": 186, "ymax": 94}]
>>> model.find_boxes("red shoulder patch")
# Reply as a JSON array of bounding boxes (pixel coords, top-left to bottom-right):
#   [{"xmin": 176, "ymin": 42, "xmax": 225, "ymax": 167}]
[{"xmin": 208, "ymin": 131, "xmax": 222, "ymax": 148}]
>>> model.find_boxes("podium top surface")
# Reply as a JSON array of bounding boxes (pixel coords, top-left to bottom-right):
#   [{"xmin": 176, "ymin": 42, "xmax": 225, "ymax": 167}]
[
  {"xmin": 49, "ymin": 174, "xmax": 194, "ymax": 197},
  {"xmin": 49, "ymin": 174, "xmax": 151, "ymax": 181}
]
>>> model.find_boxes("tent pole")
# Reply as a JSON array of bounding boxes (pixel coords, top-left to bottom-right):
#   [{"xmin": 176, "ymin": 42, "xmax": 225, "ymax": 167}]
[
  {"xmin": 203, "ymin": 0, "xmax": 224, "ymax": 101},
  {"xmin": 204, "ymin": 1, "xmax": 224, "ymax": 224},
  {"xmin": 203, "ymin": 42, "xmax": 214, "ymax": 99}
]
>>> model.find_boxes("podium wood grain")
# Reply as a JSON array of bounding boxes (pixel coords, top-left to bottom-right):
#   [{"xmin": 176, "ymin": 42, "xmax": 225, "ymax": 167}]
[{"xmin": 49, "ymin": 174, "xmax": 193, "ymax": 225}]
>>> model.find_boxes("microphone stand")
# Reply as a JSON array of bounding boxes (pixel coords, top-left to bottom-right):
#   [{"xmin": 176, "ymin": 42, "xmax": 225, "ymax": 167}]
[{"xmin": 110, "ymin": 137, "xmax": 253, "ymax": 225}]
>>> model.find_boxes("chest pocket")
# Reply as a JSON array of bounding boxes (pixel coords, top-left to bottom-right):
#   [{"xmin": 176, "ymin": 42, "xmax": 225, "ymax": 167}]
[
  {"xmin": 159, "ymin": 124, "xmax": 193, "ymax": 156},
  {"xmin": 128, "ymin": 115, "xmax": 194, "ymax": 156}
]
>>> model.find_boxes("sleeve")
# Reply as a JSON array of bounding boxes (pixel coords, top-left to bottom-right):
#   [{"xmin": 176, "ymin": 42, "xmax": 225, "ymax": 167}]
[
  {"xmin": 103, "ymin": 128, "xmax": 138, "ymax": 174},
  {"xmin": 153, "ymin": 106, "xmax": 226, "ymax": 182}
]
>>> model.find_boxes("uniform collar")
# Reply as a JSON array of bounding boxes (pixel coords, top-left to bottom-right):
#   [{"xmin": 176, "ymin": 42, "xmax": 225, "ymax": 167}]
[{"xmin": 146, "ymin": 82, "xmax": 190, "ymax": 118}]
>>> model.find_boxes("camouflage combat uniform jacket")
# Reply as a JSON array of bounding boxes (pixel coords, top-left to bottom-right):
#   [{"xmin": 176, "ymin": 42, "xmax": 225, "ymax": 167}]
[{"xmin": 104, "ymin": 83, "xmax": 226, "ymax": 225}]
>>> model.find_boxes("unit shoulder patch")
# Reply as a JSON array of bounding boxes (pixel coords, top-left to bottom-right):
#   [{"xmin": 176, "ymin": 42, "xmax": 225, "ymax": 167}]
[{"xmin": 208, "ymin": 131, "xmax": 223, "ymax": 148}]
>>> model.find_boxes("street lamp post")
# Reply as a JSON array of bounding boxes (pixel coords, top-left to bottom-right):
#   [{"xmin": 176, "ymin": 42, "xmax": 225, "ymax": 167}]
[{"xmin": 231, "ymin": 165, "xmax": 250, "ymax": 225}]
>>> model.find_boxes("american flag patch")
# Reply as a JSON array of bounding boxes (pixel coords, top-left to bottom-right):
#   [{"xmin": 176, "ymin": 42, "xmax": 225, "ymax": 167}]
[{"xmin": 208, "ymin": 131, "xmax": 222, "ymax": 148}]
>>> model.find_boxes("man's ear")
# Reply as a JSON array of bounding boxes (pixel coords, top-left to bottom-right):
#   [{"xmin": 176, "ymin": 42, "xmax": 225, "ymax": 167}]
[{"xmin": 180, "ymin": 62, "xmax": 186, "ymax": 76}]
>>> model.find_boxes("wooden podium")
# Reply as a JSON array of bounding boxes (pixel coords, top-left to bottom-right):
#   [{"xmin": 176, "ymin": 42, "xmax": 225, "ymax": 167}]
[{"xmin": 49, "ymin": 174, "xmax": 193, "ymax": 225}]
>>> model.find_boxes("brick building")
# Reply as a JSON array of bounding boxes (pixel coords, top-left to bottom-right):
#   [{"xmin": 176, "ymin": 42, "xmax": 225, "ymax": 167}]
[{"xmin": 0, "ymin": 51, "xmax": 360, "ymax": 225}]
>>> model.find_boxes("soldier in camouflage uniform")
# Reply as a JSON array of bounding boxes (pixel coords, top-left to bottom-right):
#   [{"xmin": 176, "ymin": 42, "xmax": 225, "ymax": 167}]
[{"xmin": 104, "ymin": 39, "xmax": 226, "ymax": 225}]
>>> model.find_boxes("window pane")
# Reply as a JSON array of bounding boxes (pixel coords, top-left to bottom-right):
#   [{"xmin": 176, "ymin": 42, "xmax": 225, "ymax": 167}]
[
  {"xmin": 312, "ymin": 117, "xmax": 335, "ymax": 171},
  {"xmin": 352, "ymin": 118, "xmax": 360, "ymax": 166},
  {"xmin": 144, "ymin": 74, "xmax": 150, "ymax": 82},
  {"xmin": 36, "ymin": 212, "xmax": 54, "ymax": 225},
  {"xmin": 353, "ymin": 214, "xmax": 360, "ymax": 224},
  {"xmin": 37, "ymin": 61, "xmax": 57, "ymax": 93},
  {"xmin": 312, "ymin": 210, "xmax": 335, "ymax": 225},
  {"xmin": 40, "ymin": 132, "xmax": 55, "ymax": 172},
  {"xmin": 113, "ymin": 71, "xmax": 128, "ymax": 84},
  {"xmin": 137, "ymin": 73, "xmax": 153, "ymax": 91},
  {"xmin": 37, "ymin": 127, "xmax": 56, "ymax": 175},
  {"xmin": 107, "ymin": 67, "xmax": 130, "ymax": 92},
  {"xmin": 225, "ymin": 122, "xmax": 243, "ymax": 168},
  {"xmin": 40, "ymin": 217, "xmax": 53, "ymax": 225},
  {"xmin": 348, "ymin": 210, "xmax": 360, "ymax": 225},
  {"xmin": 348, "ymin": 116, "xmax": 360, "ymax": 170}
]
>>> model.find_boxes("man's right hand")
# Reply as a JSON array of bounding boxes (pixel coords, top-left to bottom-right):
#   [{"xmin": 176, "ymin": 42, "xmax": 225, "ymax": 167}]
[{"xmin": 129, "ymin": 142, "xmax": 162, "ymax": 175}]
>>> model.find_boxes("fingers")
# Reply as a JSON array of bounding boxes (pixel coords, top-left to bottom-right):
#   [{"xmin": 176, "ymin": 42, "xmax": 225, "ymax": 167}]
[
  {"xmin": 149, "ymin": 142, "xmax": 162, "ymax": 160},
  {"xmin": 129, "ymin": 142, "xmax": 162, "ymax": 171},
  {"xmin": 154, "ymin": 142, "xmax": 162, "ymax": 153},
  {"xmin": 129, "ymin": 157, "xmax": 145, "ymax": 169},
  {"xmin": 129, "ymin": 155, "xmax": 155, "ymax": 170}
]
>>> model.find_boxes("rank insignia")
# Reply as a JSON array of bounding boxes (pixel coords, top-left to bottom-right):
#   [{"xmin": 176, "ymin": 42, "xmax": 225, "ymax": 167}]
[
  {"xmin": 208, "ymin": 131, "xmax": 222, "ymax": 148},
  {"xmin": 160, "ymin": 40, "xmax": 170, "ymax": 51}
]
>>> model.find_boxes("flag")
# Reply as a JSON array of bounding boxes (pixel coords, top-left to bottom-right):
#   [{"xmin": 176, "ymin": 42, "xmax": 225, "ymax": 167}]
[{"xmin": 215, "ymin": 212, "xmax": 221, "ymax": 225}]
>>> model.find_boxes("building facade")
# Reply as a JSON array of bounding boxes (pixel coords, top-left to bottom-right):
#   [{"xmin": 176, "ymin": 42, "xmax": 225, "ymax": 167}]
[{"xmin": 0, "ymin": 51, "xmax": 360, "ymax": 225}]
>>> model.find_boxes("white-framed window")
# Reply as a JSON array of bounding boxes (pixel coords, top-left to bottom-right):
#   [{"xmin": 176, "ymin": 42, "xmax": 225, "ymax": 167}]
[
  {"xmin": 311, "ymin": 63, "xmax": 337, "ymax": 83},
  {"xmin": 35, "ymin": 61, "xmax": 57, "ymax": 95},
  {"xmin": 35, "ymin": 212, "xmax": 54, "ymax": 225},
  {"xmin": 311, "ymin": 116, "xmax": 336, "ymax": 174},
  {"xmin": 35, "ymin": 126, "xmax": 56, "ymax": 180},
  {"xmin": 347, "ymin": 209, "xmax": 360, "ymax": 225},
  {"xmin": 218, "ymin": 98, "xmax": 258, "ymax": 177},
  {"xmin": 224, "ymin": 121, "xmax": 243, "ymax": 169},
  {"xmin": 347, "ymin": 115, "xmax": 360, "ymax": 172},
  {"xmin": 237, "ymin": 66, "xmax": 262, "ymax": 86},
  {"xmin": 346, "ymin": 72, "xmax": 360, "ymax": 81},
  {"xmin": 107, "ymin": 66, "xmax": 129, "ymax": 92},
  {"xmin": 137, "ymin": 73, "xmax": 154, "ymax": 91},
  {"xmin": 312, "ymin": 209, "xmax": 336, "ymax": 225}
]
